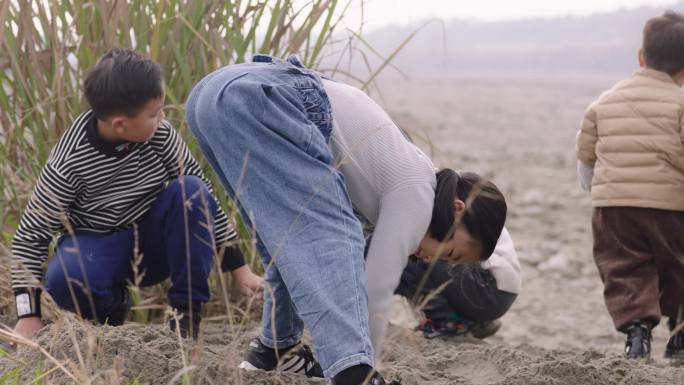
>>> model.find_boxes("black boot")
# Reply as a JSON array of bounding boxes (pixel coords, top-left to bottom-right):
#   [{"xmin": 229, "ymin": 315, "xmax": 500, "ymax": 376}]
[
  {"xmin": 624, "ymin": 321, "xmax": 652, "ymax": 359},
  {"xmin": 665, "ymin": 317, "xmax": 684, "ymax": 359},
  {"xmin": 168, "ymin": 300, "xmax": 201, "ymax": 339}
]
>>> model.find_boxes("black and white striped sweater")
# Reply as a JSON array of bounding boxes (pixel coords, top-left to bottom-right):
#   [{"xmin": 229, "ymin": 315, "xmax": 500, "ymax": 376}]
[{"xmin": 11, "ymin": 110, "xmax": 242, "ymax": 293}]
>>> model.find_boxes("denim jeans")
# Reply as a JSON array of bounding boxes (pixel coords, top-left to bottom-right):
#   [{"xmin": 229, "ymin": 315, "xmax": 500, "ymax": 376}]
[
  {"xmin": 186, "ymin": 55, "xmax": 374, "ymax": 377},
  {"xmin": 45, "ymin": 176, "xmax": 216, "ymax": 323}
]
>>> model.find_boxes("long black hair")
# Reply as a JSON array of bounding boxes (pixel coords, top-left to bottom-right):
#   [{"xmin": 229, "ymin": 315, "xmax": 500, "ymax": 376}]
[{"xmin": 429, "ymin": 169, "xmax": 507, "ymax": 260}]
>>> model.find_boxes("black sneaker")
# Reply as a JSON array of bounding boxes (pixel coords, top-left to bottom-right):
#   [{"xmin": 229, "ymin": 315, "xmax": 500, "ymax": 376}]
[
  {"xmin": 624, "ymin": 322, "xmax": 652, "ymax": 359},
  {"xmin": 238, "ymin": 337, "xmax": 324, "ymax": 377},
  {"xmin": 332, "ymin": 366, "xmax": 401, "ymax": 385},
  {"xmin": 101, "ymin": 287, "xmax": 131, "ymax": 326},
  {"xmin": 168, "ymin": 300, "xmax": 201, "ymax": 339},
  {"xmin": 665, "ymin": 317, "xmax": 684, "ymax": 359},
  {"xmin": 366, "ymin": 372, "xmax": 401, "ymax": 385}
]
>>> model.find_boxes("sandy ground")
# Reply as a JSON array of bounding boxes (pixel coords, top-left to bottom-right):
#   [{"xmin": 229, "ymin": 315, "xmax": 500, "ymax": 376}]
[
  {"xmin": 377, "ymin": 73, "xmax": 684, "ymax": 382},
  {"xmin": 2, "ymin": 315, "xmax": 683, "ymax": 385},
  {"xmin": 2, "ymin": 74, "xmax": 684, "ymax": 384}
]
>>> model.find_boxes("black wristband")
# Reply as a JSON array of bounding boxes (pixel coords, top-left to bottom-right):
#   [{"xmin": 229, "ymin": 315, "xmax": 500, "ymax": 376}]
[
  {"xmin": 221, "ymin": 243, "xmax": 246, "ymax": 272},
  {"xmin": 14, "ymin": 288, "xmax": 42, "ymax": 319}
]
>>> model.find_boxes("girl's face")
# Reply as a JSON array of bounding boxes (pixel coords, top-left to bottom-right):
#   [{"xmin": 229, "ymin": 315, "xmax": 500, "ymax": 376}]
[
  {"xmin": 416, "ymin": 197, "xmax": 483, "ymax": 264},
  {"xmin": 415, "ymin": 226, "xmax": 483, "ymax": 264}
]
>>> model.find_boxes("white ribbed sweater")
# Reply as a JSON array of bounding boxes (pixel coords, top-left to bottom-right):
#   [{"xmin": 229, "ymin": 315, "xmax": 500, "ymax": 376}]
[
  {"xmin": 323, "ymin": 79, "xmax": 436, "ymax": 355},
  {"xmin": 322, "ymin": 79, "xmax": 521, "ymax": 357}
]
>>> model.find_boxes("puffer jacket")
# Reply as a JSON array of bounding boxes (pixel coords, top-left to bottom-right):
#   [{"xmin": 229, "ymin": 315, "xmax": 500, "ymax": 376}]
[{"xmin": 576, "ymin": 68, "xmax": 684, "ymax": 211}]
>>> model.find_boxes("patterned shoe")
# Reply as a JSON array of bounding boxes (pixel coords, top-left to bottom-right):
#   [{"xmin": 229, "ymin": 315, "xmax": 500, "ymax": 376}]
[
  {"xmin": 416, "ymin": 316, "xmax": 469, "ymax": 339},
  {"xmin": 238, "ymin": 337, "xmax": 324, "ymax": 377}
]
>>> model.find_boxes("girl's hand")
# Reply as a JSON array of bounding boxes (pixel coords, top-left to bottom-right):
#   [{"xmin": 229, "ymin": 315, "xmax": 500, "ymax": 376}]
[
  {"xmin": 414, "ymin": 247, "xmax": 435, "ymax": 263},
  {"xmin": 231, "ymin": 265, "xmax": 265, "ymax": 298}
]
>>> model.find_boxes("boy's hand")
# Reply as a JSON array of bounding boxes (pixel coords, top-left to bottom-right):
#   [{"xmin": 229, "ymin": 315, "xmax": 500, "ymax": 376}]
[
  {"xmin": 13, "ymin": 316, "xmax": 45, "ymax": 341},
  {"xmin": 230, "ymin": 265, "xmax": 265, "ymax": 298}
]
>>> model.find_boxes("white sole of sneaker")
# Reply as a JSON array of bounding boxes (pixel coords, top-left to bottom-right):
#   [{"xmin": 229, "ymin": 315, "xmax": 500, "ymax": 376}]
[{"xmin": 238, "ymin": 361, "xmax": 260, "ymax": 370}]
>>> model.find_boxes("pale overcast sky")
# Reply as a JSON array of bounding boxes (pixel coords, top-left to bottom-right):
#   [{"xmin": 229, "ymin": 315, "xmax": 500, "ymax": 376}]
[{"xmin": 341, "ymin": 0, "xmax": 679, "ymax": 30}]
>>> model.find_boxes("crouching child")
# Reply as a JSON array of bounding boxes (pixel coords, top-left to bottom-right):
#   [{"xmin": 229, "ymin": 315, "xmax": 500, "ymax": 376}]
[
  {"xmin": 395, "ymin": 228, "xmax": 520, "ymax": 340},
  {"xmin": 11, "ymin": 48, "xmax": 263, "ymax": 341}
]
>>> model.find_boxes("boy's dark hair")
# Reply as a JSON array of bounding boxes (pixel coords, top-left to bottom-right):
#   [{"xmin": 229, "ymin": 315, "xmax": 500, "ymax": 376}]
[
  {"xmin": 643, "ymin": 10, "xmax": 684, "ymax": 76},
  {"xmin": 84, "ymin": 48, "xmax": 164, "ymax": 119},
  {"xmin": 429, "ymin": 169, "xmax": 507, "ymax": 261}
]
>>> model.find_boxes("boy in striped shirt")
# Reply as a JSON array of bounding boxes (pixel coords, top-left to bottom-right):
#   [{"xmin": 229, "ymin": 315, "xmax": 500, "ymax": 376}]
[{"xmin": 12, "ymin": 48, "xmax": 263, "ymax": 340}]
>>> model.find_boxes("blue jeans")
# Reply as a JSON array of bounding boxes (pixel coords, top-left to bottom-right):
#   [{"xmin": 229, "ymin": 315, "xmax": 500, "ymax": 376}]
[
  {"xmin": 45, "ymin": 176, "xmax": 216, "ymax": 322},
  {"xmin": 186, "ymin": 55, "xmax": 373, "ymax": 377}
]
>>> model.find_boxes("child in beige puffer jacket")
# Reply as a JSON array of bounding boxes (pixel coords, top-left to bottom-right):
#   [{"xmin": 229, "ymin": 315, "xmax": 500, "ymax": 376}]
[{"xmin": 576, "ymin": 10, "xmax": 684, "ymax": 360}]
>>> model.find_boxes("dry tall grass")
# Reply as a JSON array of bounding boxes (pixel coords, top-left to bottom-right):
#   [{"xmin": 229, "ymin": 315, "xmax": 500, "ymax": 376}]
[
  {"xmin": 0, "ymin": 1, "xmax": 438, "ymax": 383},
  {"xmin": 0, "ymin": 0, "xmax": 355, "ymax": 316},
  {"xmin": 0, "ymin": 1, "xmax": 358, "ymax": 383}
]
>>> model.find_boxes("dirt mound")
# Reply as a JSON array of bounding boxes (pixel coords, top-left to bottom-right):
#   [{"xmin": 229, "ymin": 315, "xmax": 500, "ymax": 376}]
[
  {"xmin": 0, "ymin": 316, "xmax": 324, "ymax": 384},
  {"xmin": 1, "ymin": 318, "xmax": 682, "ymax": 384},
  {"xmin": 382, "ymin": 327, "xmax": 684, "ymax": 385}
]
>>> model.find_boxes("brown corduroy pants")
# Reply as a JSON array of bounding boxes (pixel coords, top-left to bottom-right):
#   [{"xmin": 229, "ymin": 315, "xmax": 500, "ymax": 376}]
[{"xmin": 592, "ymin": 207, "xmax": 684, "ymax": 331}]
